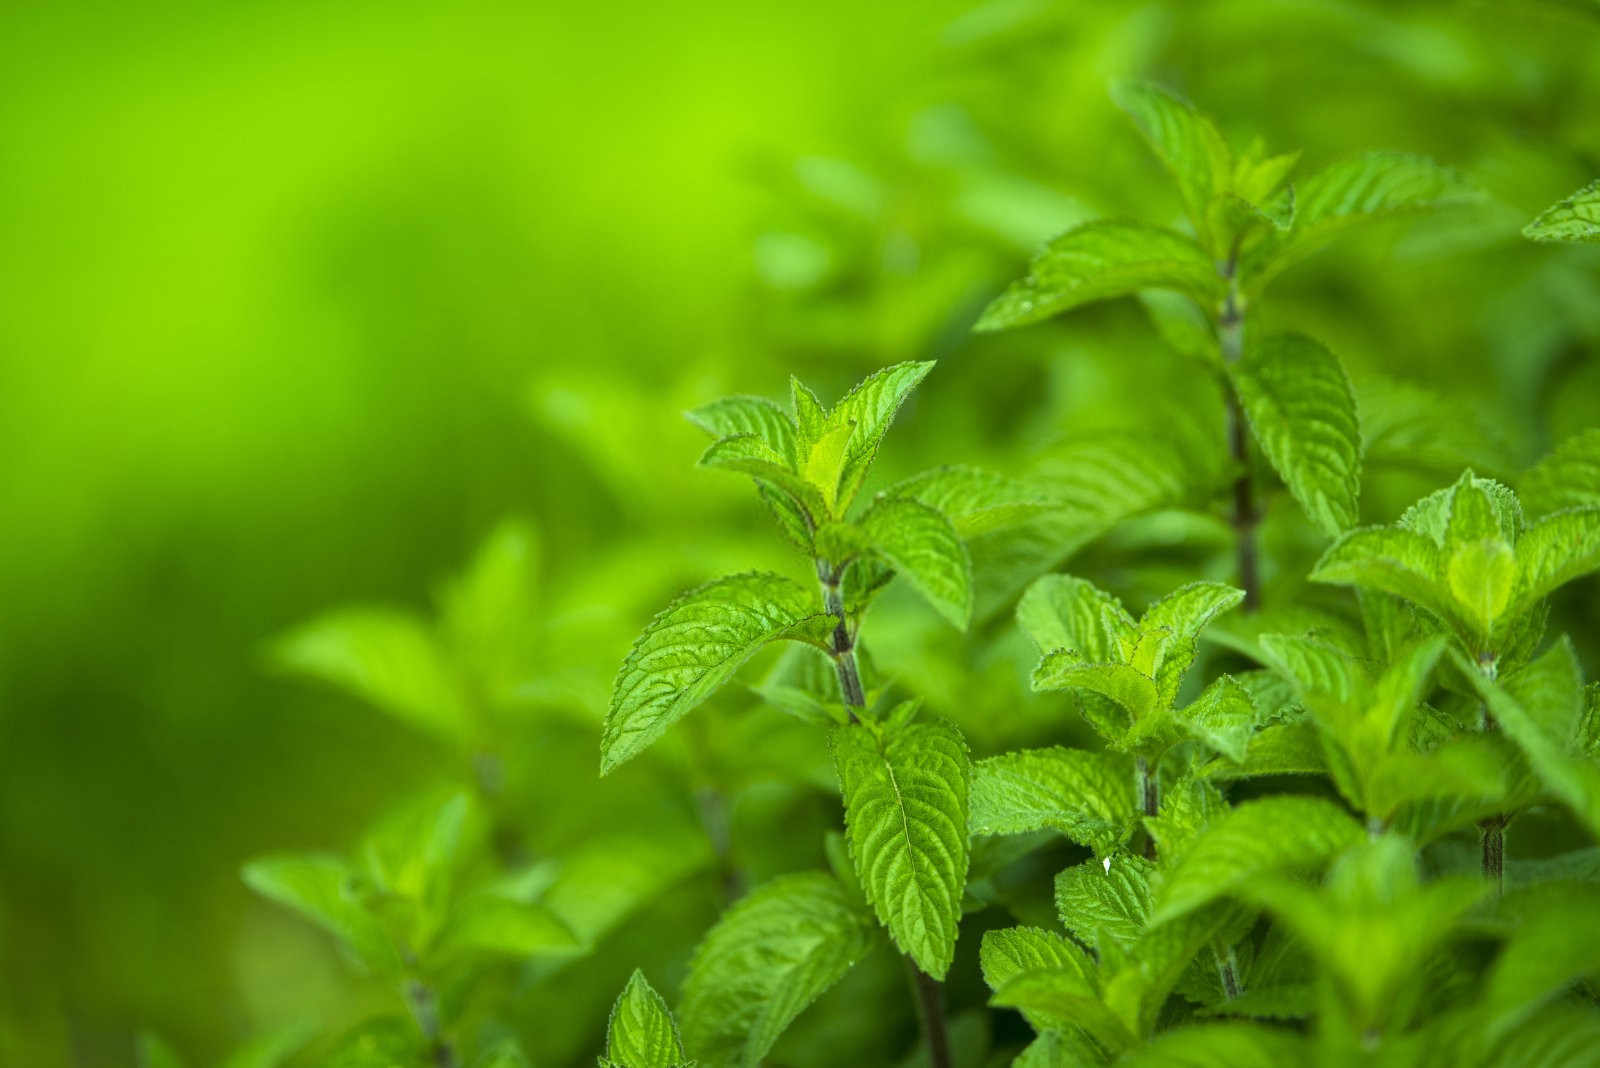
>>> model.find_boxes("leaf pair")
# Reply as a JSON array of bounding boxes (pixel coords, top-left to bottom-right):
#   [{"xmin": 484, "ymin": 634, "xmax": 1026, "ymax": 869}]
[
  {"xmin": 1312, "ymin": 471, "xmax": 1600, "ymax": 664},
  {"xmin": 689, "ymin": 361, "xmax": 933, "ymax": 533},
  {"xmin": 977, "ymin": 82, "xmax": 1479, "ymax": 336},
  {"xmin": 1018, "ymin": 574, "xmax": 1245, "ymax": 755},
  {"xmin": 242, "ymin": 791, "xmax": 580, "ymax": 980}
]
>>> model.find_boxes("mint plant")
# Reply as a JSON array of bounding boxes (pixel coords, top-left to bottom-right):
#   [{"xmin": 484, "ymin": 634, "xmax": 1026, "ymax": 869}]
[{"xmin": 976, "ymin": 81, "xmax": 1478, "ymax": 609}]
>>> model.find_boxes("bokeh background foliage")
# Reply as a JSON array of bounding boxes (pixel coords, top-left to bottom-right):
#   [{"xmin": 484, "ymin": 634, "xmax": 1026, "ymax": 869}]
[{"xmin": 1, "ymin": 0, "xmax": 1598, "ymax": 1064}]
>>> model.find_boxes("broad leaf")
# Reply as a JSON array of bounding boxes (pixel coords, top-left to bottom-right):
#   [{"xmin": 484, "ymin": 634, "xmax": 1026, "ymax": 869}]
[
  {"xmin": 885, "ymin": 465, "xmax": 1060, "ymax": 537},
  {"xmin": 603, "ymin": 573, "xmax": 832, "ymax": 774},
  {"xmin": 980, "ymin": 927, "xmax": 1100, "ymax": 1037},
  {"xmin": 1017, "ymin": 574, "xmax": 1137, "ymax": 661},
  {"xmin": 969, "ymin": 747, "xmax": 1137, "ymax": 855},
  {"xmin": 679, "ymin": 872, "xmax": 875, "ymax": 1068},
  {"xmin": 1311, "ymin": 527, "xmax": 1451, "ymax": 628},
  {"xmin": 1523, "ymin": 178, "xmax": 1600, "ymax": 244},
  {"xmin": 834, "ymin": 716, "xmax": 971, "ymax": 978},
  {"xmin": 1251, "ymin": 152, "xmax": 1479, "ymax": 286},
  {"xmin": 1180, "ymin": 675, "xmax": 1259, "ymax": 763},
  {"xmin": 241, "ymin": 855, "xmax": 398, "ymax": 972},
  {"xmin": 271, "ymin": 609, "xmax": 473, "ymax": 743},
  {"xmin": 1230, "ymin": 333, "xmax": 1362, "ymax": 537},
  {"xmin": 698, "ymin": 435, "xmax": 829, "ymax": 520},
  {"xmin": 858, "ymin": 496, "xmax": 973, "ymax": 628},
  {"xmin": 990, "ymin": 969, "xmax": 1136, "ymax": 1055},
  {"xmin": 976, "ymin": 221, "xmax": 1224, "ymax": 332},
  {"xmin": 1509, "ymin": 507, "xmax": 1600, "ymax": 618},
  {"xmin": 605, "ymin": 970, "xmax": 689, "ymax": 1068},
  {"xmin": 1055, "ymin": 854, "xmax": 1154, "ymax": 958},
  {"xmin": 1152, "ymin": 797, "xmax": 1365, "ymax": 923}
]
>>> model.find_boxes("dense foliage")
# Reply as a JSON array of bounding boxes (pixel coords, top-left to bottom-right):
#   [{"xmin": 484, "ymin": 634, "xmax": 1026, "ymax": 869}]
[{"xmin": 7, "ymin": 2, "xmax": 1600, "ymax": 1067}]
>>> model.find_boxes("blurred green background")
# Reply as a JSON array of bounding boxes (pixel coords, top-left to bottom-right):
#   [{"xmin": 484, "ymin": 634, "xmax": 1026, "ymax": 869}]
[{"xmin": 1, "ymin": 1, "xmax": 1598, "ymax": 1065}]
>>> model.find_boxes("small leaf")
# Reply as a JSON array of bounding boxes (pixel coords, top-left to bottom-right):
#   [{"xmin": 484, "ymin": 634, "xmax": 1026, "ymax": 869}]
[
  {"xmin": 603, "ymin": 573, "xmax": 832, "ymax": 774},
  {"xmin": 834, "ymin": 716, "xmax": 971, "ymax": 978},
  {"xmin": 976, "ymin": 221, "xmax": 1224, "ymax": 332},
  {"xmin": 1017, "ymin": 574, "xmax": 1138, "ymax": 661},
  {"xmin": 241, "ymin": 855, "xmax": 398, "ymax": 972},
  {"xmin": 1481, "ymin": 883, "xmax": 1600, "ymax": 1043},
  {"xmin": 858, "ymin": 496, "xmax": 973, "ymax": 628},
  {"xmin": 431, "ymin": 895, "xmax": 581, "ymax": 964},
  {"xmin": 980, "ymin": 927, "xmax": 1100, "ymax": 1036},
  {"xmin": 1136, "ymin": 581, "xmax": 1247, "ymax": 712},
  {"xmin": 990, "ymin": 969, "xmax": 1136, "ymax": 1055},
  {"xmin": 1055, "ymin": 854, "xmax": 1155, "ymax": 958},
  {"xmin": 969, "ymin": 747, "xmax": 1137, "ymax": 855},
  {"xmin": 686, "ymin": 395, "xmax": 800, "ymax": 467},
  {"xmin": 679, "ymin": 872, "xmax": 875, "ymax": 1068},
  {"xmin": 824, "ymin": 361, "xmax": 935, "ymax": 510},
  {"xmin": 1520, "ymin": 429, "xmax": 1600, "ymax": 514},
  {"xmin": 1152, "ymin": 797, "xmax": 1366, "ymax": 923},
  {"xmin": 1111, "ymin": 81, "xmax": 1233, "ymax": 247},
  {"xmin": 1031, "ymin": 657, "xmax": 1158, "ymax": 725},
  {"xmin": 1229, "ymin": 333, "xmax": 1362, "ymax": 537},
  {"xmin": 1181, "ymin": 675, "xmax": 1259, "ymax": 763},
  {"xmin": 606, "ymin": 970, "xmax": 689, "ymax": 1068},
  {"xmin": 1523, "ymin": 178, "xmax": 1600, "ymax": 244},
  {"xmin": 699, "ymin": 435, "xmax": 829, "ymax": 520}
]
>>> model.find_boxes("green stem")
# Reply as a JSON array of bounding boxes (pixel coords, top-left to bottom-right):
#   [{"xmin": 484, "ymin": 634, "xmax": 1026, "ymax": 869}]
[
  {"xmin": 819, "ymin": 558, "xmax": 948, "ymax": 1068},
  {"xmin": 404, "ymin": 979, "xmax": 457, "ymax": 1068},
  {"xmin": 1136, "ymin": 756, "xmax": 1160, "ymax": 859},
  {"xmin": 1475, "ymin": 655, "xmax": 1507, "ymax": 892}
]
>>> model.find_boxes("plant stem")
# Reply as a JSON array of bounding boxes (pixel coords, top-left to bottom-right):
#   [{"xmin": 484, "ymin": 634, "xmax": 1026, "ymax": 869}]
[
  {"xmin": 1215, "ymin": 944, "xmax": 1242, "ymax": 1001},
  {"xmin": 1475, "ymin": 656, "xmax": 1507, "ymax": 891},
  {"xmin": 1480, "ymin": 815, "xmax": 1506, "ymax": 893},
  {"xmin": 819, "ymin": 559, "xmax": 948, "ymax": 1068},
  {"xmin": 1218, "ymin": 278, "xmax": 1260, "ymax": 612},
  {"xmin": 1136, "ymin": 756, "xmax": 1160, "ymax": 859},
  {"xmin": 906, "ymin": 958, "xmax": 954, "ymax": 1068},
  {"xmin": 404, "ymin": 979, "xmax": 458, "ymax": 1068}
]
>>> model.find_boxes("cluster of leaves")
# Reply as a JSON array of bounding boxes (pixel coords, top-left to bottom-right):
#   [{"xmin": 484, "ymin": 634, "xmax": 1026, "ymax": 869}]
[{"xmin": 166, "ymin": 62, "xmax": 1600, "ymax": 1068}]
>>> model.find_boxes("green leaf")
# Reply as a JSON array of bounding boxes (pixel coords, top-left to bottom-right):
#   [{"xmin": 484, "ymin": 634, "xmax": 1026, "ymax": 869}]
[
  {"xmin": 1152, "ymin": 797, "xmax": 1366, "ymax": 923},
  {"xmin": 833, "ymin": 716, "xmax": 971, "ymax": 978},
  {"xmin": 1251, "ymin": 152, "xmax": 1479, "ymax": 286},
  {"xmin": 1509, "ymin": 507, "xmax": 1600, "ymax": 618},
  {"xmin": 1523, "ymin": 178, "xmax": 1600, "ymax": 244},
  {"xmin": 1031, "ymin": 657, "xmax": 1158, "ymax": 725},
  {"xmin": 1229, "ymin": 333, "xmax": 1362, "ymax": 537},
  {"xmin": 990, "ymin": 969, "xmax": 1136, "ymax": 1055},
  {"xmin": 1465, "ymin": 639, "xmax": 1600, "ymax": 835},
  {"xmin": 858, "ymin": 496, "xmax": 973, "ymax": 628},
  {"xmin": 980, "ymin": 927, "xmax": 1100, "ymax": 1037},
  {"xmin": 431, "ymin": 894, "xmax": 581, "ymax": 964},
  {"xmin": 1111, "ymin": 81, "xmax": 1232, "ymax": 247},
  {"xmin": 698, "ymin": 435, "xmax": 829, "ymax": 520},
  {"xmin": 241, "ymin": 854, "xmax": 398, "ymax": 973},
  {"xmin": 969, "ymin": 747, "xmax": 1137, "ymax": 855},
  {"xmin": 822, "ymin": 361, "xmax": 935, "ymax": 510},
  {"xmin": 1055, "ymin": 854, "xmax": 1154, "ymax": 959},
  {"xmin": 218, "ymin": 1027, "xmax": 313, "ymax": 1068},
  {"xmin": 606, "ymin": 970, "xmax": 689, "ymax": 1068},
  {"xmin": 1481, "ymin": 883, "xmax": 1600, "ymax": 1044},
  {"xmin": 1136, "ymin": 581, "xmax": 1247, "ymax": 713},
  {"xmin": 975, "ymin": 221, "xmax": 1224, "ymax": 332},
  {"xmin": 473, "ymin": 1040, "xmax": 531, "ymax": 1068},
  {"xmin": 1116, "ymin": 1023, "xmax": 1309, "ymax": 1067},
  {"xmin": 1521, "ymin": 429, "xmax": 1600, "ymax": 515},
  {"xmin": 1310, "ymin": 527, "xmax": 1451, "ymax": 627},
  {"xmin": 602, "ymin": 573, "xmax": 832, "ymax": 774},
  {"xmin": 1180, "ymin": 675, "xmax": 1259, "ymax": 763},
  {"xmin": 439, "ymin": 519, "xmax": 540, "ymax": 704},
  {"xmin": 679, "ymin": 872, "xmax": 875, "ymax": 1068},
  {"xmin": 271, "ymin": 608, "xmax": 474, "ymax": 743},
  {"xmin": 686, "ymin": 395, "xmax": 800, "ymax": 467},
  {"xmin": 1242, "ymin": 836, "xmax": 1484, "ymax": 1029},
  {"xmin": 1139, "ymin": 290, "xmax": 1220, "ymax": 366},
  {"xmin": 885, "ymin": 465, "xmax": 1060, "ymax": 537},
  {"xmin": 789, "ymin": 375, "xmax": 827, "ymax": 450},
  {"xmin": 1017, "ymin": 574, "xmax": 1137, "ymax": 661}
]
